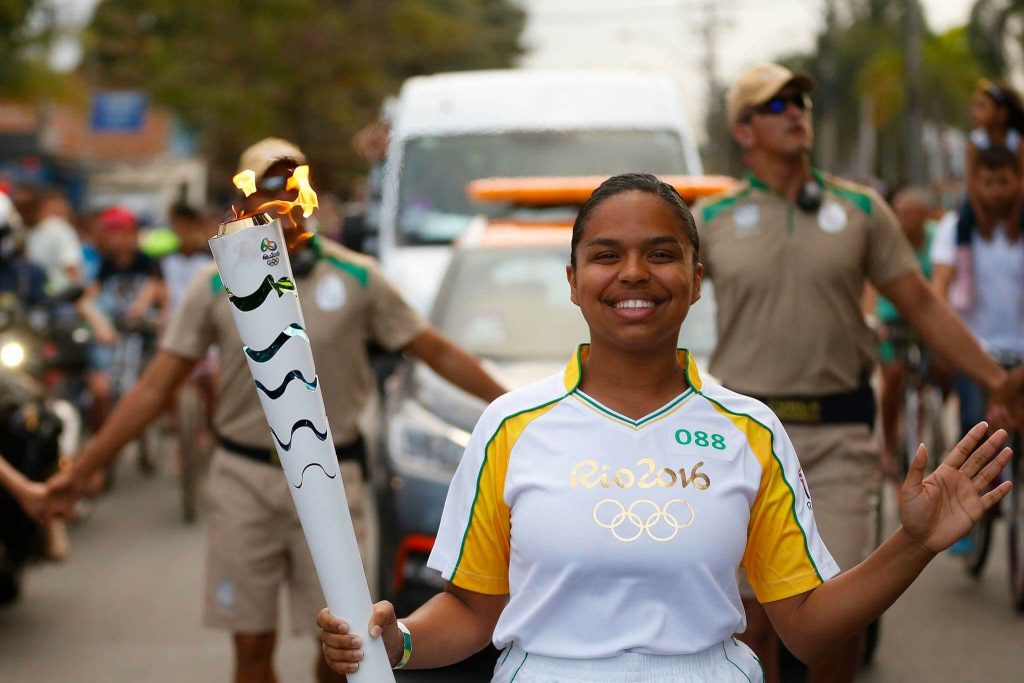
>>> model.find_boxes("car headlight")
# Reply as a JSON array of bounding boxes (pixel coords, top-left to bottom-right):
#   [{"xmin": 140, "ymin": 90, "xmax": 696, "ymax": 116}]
[
  {"xmin": 387, "ymin": 399, "xmax": 471, "ymax": 482},
  {"xmin": 0, "ymin": 340, "xmax": 26, "ymax": 368}
]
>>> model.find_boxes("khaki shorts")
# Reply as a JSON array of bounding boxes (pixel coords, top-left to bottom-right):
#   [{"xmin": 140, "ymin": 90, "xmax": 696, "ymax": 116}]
[
  {"xmin": 740, "ymin": 423, "xmax": 881, "ymax": 599},
  {"xmin": 203, "ymin": 448, "xmax": 369, "ymax": 636}
]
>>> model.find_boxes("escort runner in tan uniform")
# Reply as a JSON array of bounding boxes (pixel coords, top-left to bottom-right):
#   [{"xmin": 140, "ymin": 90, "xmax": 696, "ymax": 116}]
[
  {"xmin": 694, "ymin": 65, "xmax": 1022, "ymax": 683},
  {"xmin": 697, "ymin": 171, "xmax": 916, "ymax": 575},
  {"xmin": 45, "ymin": 138, "xmax": 506, "ymax": 683},
  {"xmin": 161, "ymin": 234, "xmax": 418, "ymax": 635}
]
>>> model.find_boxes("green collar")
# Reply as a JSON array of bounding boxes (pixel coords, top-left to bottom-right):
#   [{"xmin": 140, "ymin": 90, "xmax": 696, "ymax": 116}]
[
  {"xmin": 307, "ymin": 234, "xmax": 325, "ymax": 259},
  {"xmin": 745, "ymin": 168, "xmax": 825, "ymax": 194}
]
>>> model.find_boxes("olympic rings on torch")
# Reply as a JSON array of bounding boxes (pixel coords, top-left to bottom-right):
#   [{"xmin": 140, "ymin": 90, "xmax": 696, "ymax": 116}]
[{"xmin": 592, "ymin": 498, "xmax": 695, "ymax": 542}]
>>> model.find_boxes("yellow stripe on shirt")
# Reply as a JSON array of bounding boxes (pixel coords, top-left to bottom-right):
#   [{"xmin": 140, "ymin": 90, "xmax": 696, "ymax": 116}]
[
  {"xmin": 702, "ymin": 396, "xmax": 824, "ymax": 602},
  {"xmin": 451, "ymin": 398, "xmax": 563, "ymax": 594}
]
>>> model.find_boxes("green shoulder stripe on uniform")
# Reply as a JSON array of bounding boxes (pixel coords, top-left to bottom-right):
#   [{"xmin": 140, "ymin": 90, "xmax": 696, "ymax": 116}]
[
  {"xmin": 308, "ymin": 234, "xmax": 369, "ymax": 288},
  {"xmin": 701, "ymin": 189, "xmax": 751, "ymax": 225},
  {"xmin": 825, "ymin": 183, "xmax": 872, "ymax": 217},
  {"xmin": 324, "ymin": 255, "xmax": 369, "ymax": 288},
  {"xmin": 695, "ymin": 390, "xmax": 824, "ymax": 583},
  {"xmin": 210, "ymin": 272, "xmax": 224, "ymax": 295}
]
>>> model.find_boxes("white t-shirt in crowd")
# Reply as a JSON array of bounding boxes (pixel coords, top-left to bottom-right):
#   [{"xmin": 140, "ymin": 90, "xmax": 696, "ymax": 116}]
[
  {"xmin": 160, "ymin": 251, "xmax": 212, "ymax": 312},
  {"xmin": 25, "ymin": 215, "xmax": 82, "ymax": 293},
  {"xmin": 428, "ymin": 345, "xmax": 839, "ymax": 659},
  {"xmin": 931, "ymin": 212, "xmax": 1024, "ymax": 355}
]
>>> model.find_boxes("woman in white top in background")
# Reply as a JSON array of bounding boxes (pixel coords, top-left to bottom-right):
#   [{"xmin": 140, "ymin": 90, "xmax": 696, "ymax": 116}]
[{"xmin": 318, "ymin": 173, "xmax": 1013, "ymax": 683}]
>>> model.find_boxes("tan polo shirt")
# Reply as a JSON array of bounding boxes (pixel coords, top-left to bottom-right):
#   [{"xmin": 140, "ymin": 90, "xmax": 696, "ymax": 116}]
[
  {"xmin": 693, "ymin": 171, "xmax": 919, "ymax": 397},
  {"xmin": 160, "ymin": 236, "xmax": 426, "ymax": 448}
]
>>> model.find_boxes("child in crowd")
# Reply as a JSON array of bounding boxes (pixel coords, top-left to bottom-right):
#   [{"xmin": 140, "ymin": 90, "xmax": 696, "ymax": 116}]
[{"xmin": 956, "ymin": 80, "xmax": 1024, "ymax": 264}]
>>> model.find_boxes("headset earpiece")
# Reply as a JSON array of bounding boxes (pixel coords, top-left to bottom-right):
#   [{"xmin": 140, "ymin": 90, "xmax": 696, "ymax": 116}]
[{"xmin": 796, "ymin": 181, "xmax": 823, "ymax": 213}]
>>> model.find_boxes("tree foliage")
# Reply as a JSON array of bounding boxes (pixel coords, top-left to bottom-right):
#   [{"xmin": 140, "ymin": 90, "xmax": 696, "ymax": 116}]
[
  {"xmin": 969, "ymin": 0, "xmax": 1024, "ymax": 75},
  {"xmin": 0, "ymin": 0, "xmax": 69, "ymax": 100},
  {"xmin": 779, "ymin": 1, "xmax": 985, "ymax": 181},
  {"xmin": 84, "ymin": 0, "xmax": 525, "ymax": 195}
]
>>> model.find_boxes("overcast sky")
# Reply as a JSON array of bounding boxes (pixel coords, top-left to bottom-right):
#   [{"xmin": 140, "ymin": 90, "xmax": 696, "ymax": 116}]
[{"xmin": 520, "ymin": 0, "xmax": 977, "ymax": 134}]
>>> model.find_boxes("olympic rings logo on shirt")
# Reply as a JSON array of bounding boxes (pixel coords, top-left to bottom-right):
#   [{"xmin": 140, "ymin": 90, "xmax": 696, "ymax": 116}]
[{"xmin": 592, "ymin": 498, "xmax": 695, "ymax": 543}]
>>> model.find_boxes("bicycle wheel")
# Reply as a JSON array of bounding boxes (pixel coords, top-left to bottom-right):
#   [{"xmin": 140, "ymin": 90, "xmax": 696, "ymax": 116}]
[
  {"xmin": 136, "ymin": 423, "xmax": 161, "ymax": 477},
  {"xmin": 1009, "ymin": 439, "xmax": 1024, "ymax": 611},
  {"xmin": 963, "ymin": 513, "xmax": 994, "ymax": 579},
  {"xmin": 921, "ymin": 386, "xmax": 946, "ymax": 473},
  {"xmin": 902, "ymin": 387, "xmax": 920, "ymax": 474}
]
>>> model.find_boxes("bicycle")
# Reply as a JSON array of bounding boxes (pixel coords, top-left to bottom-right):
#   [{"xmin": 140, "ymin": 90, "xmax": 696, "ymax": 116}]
[
  {"xmin": 885, "ymin": 324, "xmax": 948, "ymax": 477},
  {"xmin": 110, "ymin": 316, "xmax": 163, "ymax": 476},
  {"xmin": 958, "ymin": 352, "xmax": 1024, "ymax": 611}
]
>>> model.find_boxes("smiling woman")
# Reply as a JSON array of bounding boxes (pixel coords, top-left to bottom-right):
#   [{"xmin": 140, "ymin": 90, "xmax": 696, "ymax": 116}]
[
  {"xmin": 567, "ymin": 174, "xmax": 703, "ymax": 399},
  {"xmin": 318, "ymin": 174, "xmax": 1014, "ymax": 683}
]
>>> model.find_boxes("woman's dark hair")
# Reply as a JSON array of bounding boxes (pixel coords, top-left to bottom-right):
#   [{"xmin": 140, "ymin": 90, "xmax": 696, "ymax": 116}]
[
  {"xmin": 981, "ymin": 79, "xmax": 1024, "ymax": 133},
  {"xmin": 570, "ymin": 173, "xmax": 699, "ymax": 269}
]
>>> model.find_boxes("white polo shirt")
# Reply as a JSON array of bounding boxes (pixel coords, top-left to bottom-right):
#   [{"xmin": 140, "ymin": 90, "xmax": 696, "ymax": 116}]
[
  {"xmin": 930, "ymin": 213, "xmax": 1024, "ymax": 355},
  {"xmin": 427, "ymin": 345, "xmax": 839, "ymax": 659}
]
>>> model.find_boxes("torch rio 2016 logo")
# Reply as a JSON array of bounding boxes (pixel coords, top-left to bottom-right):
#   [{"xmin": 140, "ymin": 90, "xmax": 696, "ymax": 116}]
[{"xmin": 260, "ymin": 237, "xmax": 281, "ymax": 267}]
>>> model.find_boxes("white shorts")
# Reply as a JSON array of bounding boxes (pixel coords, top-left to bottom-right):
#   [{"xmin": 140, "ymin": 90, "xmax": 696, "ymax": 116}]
[{"xmin": 491, "ymin": 638, "xmax": 764, "ymax": 682}]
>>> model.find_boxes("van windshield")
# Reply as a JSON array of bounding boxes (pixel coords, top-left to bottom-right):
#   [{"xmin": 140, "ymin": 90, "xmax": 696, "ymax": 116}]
[{"xmin": 396, "ymin": 130, "xmax": 688, "ymax": 245}]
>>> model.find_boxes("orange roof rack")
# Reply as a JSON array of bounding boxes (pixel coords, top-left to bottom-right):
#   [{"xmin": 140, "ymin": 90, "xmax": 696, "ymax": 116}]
[{"xmin": 466, "ymin": 175, "xmax": 737, "ymax": 206}]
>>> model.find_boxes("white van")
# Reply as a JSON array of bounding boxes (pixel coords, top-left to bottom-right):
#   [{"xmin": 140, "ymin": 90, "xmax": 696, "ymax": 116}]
[{"xmin": 377, "ymin": 69, "xmax": 703, "ymax": 312}]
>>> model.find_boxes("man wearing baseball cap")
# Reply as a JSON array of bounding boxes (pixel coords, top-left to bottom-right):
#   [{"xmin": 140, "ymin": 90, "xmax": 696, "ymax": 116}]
[
  {"xmin": 694, "ymin": 64, "xmax": 1024, "ymax": 682},
  {"xmin": 47, "ymin": 138, "xmax": 507, "ymax": 683}
]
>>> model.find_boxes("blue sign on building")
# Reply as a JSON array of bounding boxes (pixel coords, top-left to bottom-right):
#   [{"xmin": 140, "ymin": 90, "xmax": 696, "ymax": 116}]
[{"xmin": 90, "ymin": 91, "xmax": 148, "ymax": 132}]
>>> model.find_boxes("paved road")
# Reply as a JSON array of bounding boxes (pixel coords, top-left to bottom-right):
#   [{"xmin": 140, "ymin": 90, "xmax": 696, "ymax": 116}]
[{"xmin": 1, "ymin": 452, "xmax": 1021, "ymax": 682}]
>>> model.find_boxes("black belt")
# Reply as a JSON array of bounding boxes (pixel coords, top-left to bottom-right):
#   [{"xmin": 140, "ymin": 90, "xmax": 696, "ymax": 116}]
[
  {"xmin": 217, "ymin": 434, "xmax": 367, "ymax": 476},
  {"xmin": 744, "ymin": 373, "xmax": 876, "ymax": 427}
]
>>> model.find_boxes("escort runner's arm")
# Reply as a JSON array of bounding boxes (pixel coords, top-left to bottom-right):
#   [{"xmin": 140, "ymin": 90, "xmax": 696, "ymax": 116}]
[
  {"xmin": 879, "ymin": 272, "xmax": 1022, "ymax": 426},
  {"xmin": 403, "ymin": 327, "xmax": 507, "ymax": 403},
  {"xmin": 43, "ymin": 351, "xmax": 198, "ymax": 518}
]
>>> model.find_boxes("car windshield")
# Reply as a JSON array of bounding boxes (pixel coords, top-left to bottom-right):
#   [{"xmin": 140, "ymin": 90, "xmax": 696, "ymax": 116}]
[
  {"xmin": 434, "ymin": 246, "xmax": 717, "ymax": 361},
  {"xmin": 396, "ymin": 130, "xmax": 688, "ymax": 245}
]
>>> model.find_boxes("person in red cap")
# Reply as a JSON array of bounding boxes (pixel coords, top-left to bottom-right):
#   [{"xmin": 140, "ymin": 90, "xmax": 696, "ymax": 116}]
[{"xmin": 83, "ymin": 206, "xmax": 166, "ymax": 435}]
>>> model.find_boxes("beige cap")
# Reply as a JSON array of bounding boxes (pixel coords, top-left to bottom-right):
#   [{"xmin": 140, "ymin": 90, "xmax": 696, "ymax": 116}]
[
  {"xmin": 236, "ymin": 137, "xmax": 307, "ymax": 179},
  {"xmin": 726, "ymin": 63, "xmax": 815, "ymax": 128}
]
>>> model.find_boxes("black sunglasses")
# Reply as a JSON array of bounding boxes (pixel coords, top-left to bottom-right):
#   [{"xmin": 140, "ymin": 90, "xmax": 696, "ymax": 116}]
[
  {"xmin": 752, "ymin": 93, "xmax": 812, "ymax": 116},
  {"xmin": 257, "ymin": 174, "xmax": 290, "ymax": 194}
]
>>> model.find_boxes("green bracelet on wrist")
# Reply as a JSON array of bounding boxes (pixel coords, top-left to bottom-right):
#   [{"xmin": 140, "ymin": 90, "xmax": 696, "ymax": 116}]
[{"xmin": 393, "ymin": 620, "xmax": 412, "ymax": 670}]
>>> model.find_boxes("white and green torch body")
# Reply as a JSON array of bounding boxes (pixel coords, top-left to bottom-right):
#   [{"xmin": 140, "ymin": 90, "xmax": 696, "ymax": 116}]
[{"xmin": 209, "ymin": 214, "xmax": 395, "ymax": 682}]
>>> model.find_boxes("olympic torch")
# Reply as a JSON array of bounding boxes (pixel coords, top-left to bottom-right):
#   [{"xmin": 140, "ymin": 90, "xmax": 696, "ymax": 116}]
[{"xmin": 209, "ymin": 168, "xmax": 395, "ymax": 682}]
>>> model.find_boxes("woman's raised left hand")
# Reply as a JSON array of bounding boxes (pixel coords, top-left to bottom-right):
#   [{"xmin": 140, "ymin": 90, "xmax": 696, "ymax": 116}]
[{"xmin": 900, "ymin": 422, "xmax": 1013, "ymax": 554}]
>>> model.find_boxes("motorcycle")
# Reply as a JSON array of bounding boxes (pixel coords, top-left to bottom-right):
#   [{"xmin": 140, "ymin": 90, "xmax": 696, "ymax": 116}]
[{"xmin": 0, "ymin": 291, "xmax": 85, "ymax": 605}]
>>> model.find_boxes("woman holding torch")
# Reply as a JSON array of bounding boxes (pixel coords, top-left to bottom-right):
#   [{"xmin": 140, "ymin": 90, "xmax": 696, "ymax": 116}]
[{"xmin": 319, "ymin": 174, "xmax": 1014, "ymax": 682}]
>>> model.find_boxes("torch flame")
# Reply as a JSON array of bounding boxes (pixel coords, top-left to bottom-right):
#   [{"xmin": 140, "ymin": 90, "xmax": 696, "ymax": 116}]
[
  {"xmin": 286, "ymin": 165, "xmax": 318, "ymax": 218},
  {"xmin": 231, "ymin": 164, "xmax": 320, "ymax": 228},
  {"xmin": 233, "ymin": 170, "xmax": 257, "ymax": 197}
]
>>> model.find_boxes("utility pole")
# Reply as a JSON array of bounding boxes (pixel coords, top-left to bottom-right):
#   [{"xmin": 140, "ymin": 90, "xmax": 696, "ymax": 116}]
[
  {"xmin": 904, "ymin": 0, "xmax": 926, "ymax": 184},
  {"xmin": 698, "ymin": 0, "xmax": 734, "ymax": 173},
  {"xmin": 817, "ymin": 0, "xmax": 839, "ymax": 170}
]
